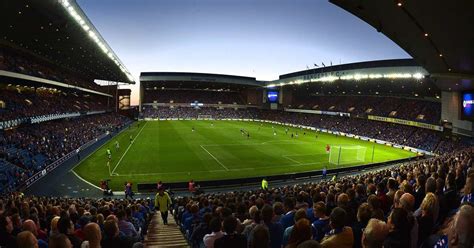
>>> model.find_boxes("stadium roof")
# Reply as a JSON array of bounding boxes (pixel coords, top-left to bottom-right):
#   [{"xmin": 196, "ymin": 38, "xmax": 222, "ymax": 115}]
[
  {"xmin": 0, "ymin": 0, "xmax": 135, "ymax": 84},
  {"xmin": 270, "ymin": 59, "xmax": 428, "ymax": 88},
  {"xmin": 330, "ymin": 0, "xmax": 474, "ymax": 90},
  {"xmin": 140, "ymin": 72, "xmax": 263, "ymax": 87},
  {"xmin": 279, "ymin": 59, "xmax": 418, "ymax": 79}
]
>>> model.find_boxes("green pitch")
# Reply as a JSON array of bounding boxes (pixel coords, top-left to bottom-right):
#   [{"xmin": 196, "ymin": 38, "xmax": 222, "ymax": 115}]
[{"xmin": 73, "ymin": 121, "xmax": 416, "ymax": 190}]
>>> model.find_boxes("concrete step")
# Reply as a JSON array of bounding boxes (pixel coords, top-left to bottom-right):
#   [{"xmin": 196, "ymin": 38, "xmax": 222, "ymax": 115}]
[{"xmin": 144, "ymin": 213, "xmax": 188, "ymax": 248}]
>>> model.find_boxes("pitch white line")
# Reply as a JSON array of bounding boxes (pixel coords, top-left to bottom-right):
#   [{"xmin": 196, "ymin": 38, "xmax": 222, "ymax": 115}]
[
  {"xmin": 200, "ymin": 145, "xmax": 229, "ymax": 171},
  {"xmin": 71, "ymin": 123, "xmax": 133, "ymax": 171},
  {"xmin": 282, "ymin": 155, "xmax": 302, "ymax": 165},
  {"xmin": 111, "ymin": 122, "xmax": 148, "ymax": 175},
  {"xmin": 282, "ymin": 152, "xmax": 328, "ymax": 157},
  {"xmin": 262, "ymin": 140, "xmax": 293, "ymax": 145},
  {"xmin": 71, "ymin": 170, "xmax": 103, "ymax": 190},
  {"xmin": 111, "ymin": 160, "xmax": 327, "ymax": 177},
  {"xmin": 202, "ymin": 142, "xmax": 303, "ymax": 147}
]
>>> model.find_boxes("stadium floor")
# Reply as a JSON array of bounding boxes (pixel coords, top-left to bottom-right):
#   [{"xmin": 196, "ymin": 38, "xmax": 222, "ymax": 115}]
[{"xmin": 72, "ymin": 120, "xmax": 415, "ymax": 191}]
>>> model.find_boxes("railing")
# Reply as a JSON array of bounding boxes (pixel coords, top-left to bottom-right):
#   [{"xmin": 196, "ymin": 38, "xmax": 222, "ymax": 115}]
[
  {"xmin": 23, "ymin": 132, "xmax": 109, "ymax": 188},
  {"xmin": 20, "ymin": 121, "xmax": 133, "ymax": 190}
]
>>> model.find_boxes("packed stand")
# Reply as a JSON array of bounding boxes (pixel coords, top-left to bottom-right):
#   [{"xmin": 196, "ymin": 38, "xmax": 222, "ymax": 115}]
[
  {"xmin": 0, "ymin": 113, "xmax": 130, "ymax": 193},
  {"xmin": 142, "ymin": 107, "xmax": 259, "ymax": 119},
  {"xmin": 0, "ymin": 87, "xmax": 110, "ymax": 122},
  {"xmin": 143, "ymin": 89, "xmax": 245, "ymax": 104},
  {"xmin": 290, "ymin": 95, "xmax": 441, "ymax": 124},
  {"xmin": 0, "ymin": 195, "xmax": 152, "ymax": 248},
  {"xmin": 0, "ymin": 48, "xmax": 106, "ymax": 93},
  {"xmin": 171, "ymin": 147, "xmax": 474, "ymax": 248}
]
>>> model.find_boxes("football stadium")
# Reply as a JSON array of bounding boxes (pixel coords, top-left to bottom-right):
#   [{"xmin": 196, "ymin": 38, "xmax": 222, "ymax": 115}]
[{"xmin": 1, "ymin": 0, "xmax": 474, "ymax": 248}]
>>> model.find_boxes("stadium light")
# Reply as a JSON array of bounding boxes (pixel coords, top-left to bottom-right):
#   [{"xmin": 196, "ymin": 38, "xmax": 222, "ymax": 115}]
[
  {"xmin": 61, "ymin": 0, "xmax": 70, "ymax": 7},
  {"xmin": 340, "ymin": 75, "xmax": 354, "ymax": 80},
  {"xmin": 59, "ymin": 0, "xmax": 135, "ymax": 83},
  {"xmin": 317, "ymin": 75, "xmax": 338, "ymax": 82},
  {"xmin": 265, "ymin": 71, "xmax": 427, "ymax": 87},
  {"xmin": 413, "ymin": 73, "xmax": 424, "ymax": 79},
  {"xmin": 369, "ymin": 74, "xmax": 383, "ymax": 79},
  {"xmin": 354, "ymin": 74, "xmax": 368, "ymax": 81}
]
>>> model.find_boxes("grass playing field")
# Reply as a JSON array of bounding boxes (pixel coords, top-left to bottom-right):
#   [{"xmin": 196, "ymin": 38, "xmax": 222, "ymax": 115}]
[{"xmin": 73, "ymin": 120, "xmax": 416, "ymax": 190}]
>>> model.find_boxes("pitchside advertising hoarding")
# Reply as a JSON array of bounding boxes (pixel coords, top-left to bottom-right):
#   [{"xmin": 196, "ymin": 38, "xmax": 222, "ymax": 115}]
[{"xmin": 461, "ymin": 92, "xmax": 474, "ymax": 120}]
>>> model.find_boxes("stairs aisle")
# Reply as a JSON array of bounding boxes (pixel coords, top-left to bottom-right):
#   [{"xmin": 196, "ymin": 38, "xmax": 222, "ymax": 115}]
[{"xmin": 145, "ymin": 213, "xmax": 189, "ymax": 248}]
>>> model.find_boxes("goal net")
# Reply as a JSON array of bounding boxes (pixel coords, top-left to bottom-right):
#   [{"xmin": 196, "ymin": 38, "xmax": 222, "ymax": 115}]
[
  {"xmin": 329, "ymin": 145, "xmax": 366, "ymax": 165},
  {"xmin": 198, "ymin": 115, "xmax": 213, "ymax": 119}
]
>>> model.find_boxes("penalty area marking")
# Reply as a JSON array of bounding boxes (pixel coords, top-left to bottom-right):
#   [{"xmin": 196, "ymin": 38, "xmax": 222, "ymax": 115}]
[
  {"xmin": 200, "ymin": 145, "xmax": 229, "ymax": 171},
  {"xmin": 282, "ymin": 155, "xmax": 302, "ymax": 165},
  {"xmin": 110, "ymin": 122, "xmax": 148, "ymax": 176}
]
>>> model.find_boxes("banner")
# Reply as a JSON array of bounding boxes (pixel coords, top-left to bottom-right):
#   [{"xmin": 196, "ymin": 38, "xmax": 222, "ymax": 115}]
[{"xmin": 367, "ymin": 115, "xmax": 443, "ymax": 131}]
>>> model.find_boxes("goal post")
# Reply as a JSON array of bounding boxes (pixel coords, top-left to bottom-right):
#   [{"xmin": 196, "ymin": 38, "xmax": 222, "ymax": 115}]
[
  {"xmin": 197, "ymin": 115, "xmax": 213, "ymax": 120},
  {"xmin": 329, "ymin": 145, "xmax": 367, "ymax": 166}
]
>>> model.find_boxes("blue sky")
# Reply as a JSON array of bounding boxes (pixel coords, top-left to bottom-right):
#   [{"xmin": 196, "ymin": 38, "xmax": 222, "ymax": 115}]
[{"xmin": 77, "ymin": 0, "xmax": 410, "ymax": 104}]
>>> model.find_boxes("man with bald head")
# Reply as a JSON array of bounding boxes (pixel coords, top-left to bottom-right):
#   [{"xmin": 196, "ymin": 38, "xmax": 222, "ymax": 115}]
[
  {"xmin": 398, "ymin": 193, "xmax": 418, "ymax": 248},
  {"xmin": 17, "ymin": 231, "xmax": 38, "ymax": 248},
  {"xmin": 22, "ymin": 220, "xmax": 47, "ymax": 248},
  {"xmin": 361, "ymin": 218, "xmax": 389, "ymax": 248},
  {"xmin": 399, "ymin": 193, "xmax": 415, "ymax": 212},
  {"xmin": 82, "ymin": 223, "xmax": 102, "ymax": 248}
]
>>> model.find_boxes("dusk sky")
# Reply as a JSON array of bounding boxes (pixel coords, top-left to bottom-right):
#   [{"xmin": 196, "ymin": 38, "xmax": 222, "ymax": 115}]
[{"xmin": 77, "ymin": 0, "xmax": 410, "ymax": 104}]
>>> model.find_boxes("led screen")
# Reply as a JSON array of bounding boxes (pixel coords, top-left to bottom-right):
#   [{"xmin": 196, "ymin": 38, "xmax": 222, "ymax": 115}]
[
  {"xmin": 461, "ymin": 92, "xmax": 474, "ymax": 120},
  {"xmin": 267, "ymin": 91, "xmax": 279, "ymax": 103}
]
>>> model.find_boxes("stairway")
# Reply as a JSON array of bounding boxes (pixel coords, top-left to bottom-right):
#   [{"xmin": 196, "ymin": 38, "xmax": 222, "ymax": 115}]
[{"xmin": 145, "ymin": 213, "xmax": 189, "ymax": 248}]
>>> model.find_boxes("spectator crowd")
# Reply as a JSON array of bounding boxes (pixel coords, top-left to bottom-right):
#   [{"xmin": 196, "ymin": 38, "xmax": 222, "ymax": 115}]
[
  {"xmin": 0, "ymin": 195, "xmax": 151, "ymax": 248},
  {"xmin": 0, "ymin": 49, "xmax": 108, "ymax": 94},
  {"xmin": 0, "ymin": 87, "xmax": 111, "ymax": 122},
  {"xmin": 0, "ymin": 137, "xmax": 471, "ymax": 248},
  {"xmin": 172, "ymin": 147, "xmax": 474, "ymax": 248},
  {"xmin": 0, "ymin": 113, "xmax": 131, "ymax": 194},
  {"xmin": 143, "ymin": 89, "xmax": 245, "ymax": 105}
]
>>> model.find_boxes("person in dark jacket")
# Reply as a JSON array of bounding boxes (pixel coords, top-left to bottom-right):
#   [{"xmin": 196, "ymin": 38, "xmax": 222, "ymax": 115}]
[
  {"xmin": 58, "ymin": 216, "xmax": 82, "ymax": 248},
  {"xmin": 261, "ymin": 204, "xmax": 283, "ymax": 248},
  {"xmin": 214, "ymin": 216, "xmax": 246, "ymax": 248},
  {"xmin": 0, "ymin": 214, "xmax": 17, "ymax": 248},
  {"xmin": 352, "ymin": 203, "xmax": 371, "ymax": 248},
  {"xmin": 190, "ymin": 213, "xmax": 212, "ymax": 247},
  {"xmin": 101, "ymin": 219, "xmax": 139, "ymax": 248},
  {"xmin": 384, "ymin": 208, "xmax": 411, "ymax": 248},
  {"xmin": 279, "ymin": 197, "xmax": 296, "ymax": 230}
]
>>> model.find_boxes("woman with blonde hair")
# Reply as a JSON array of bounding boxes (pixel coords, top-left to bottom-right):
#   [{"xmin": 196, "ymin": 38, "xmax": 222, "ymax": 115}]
[
  {"xmin": 417, "ymin": 192, "xmax": 437, "ymax": 246},
  {"xmin": 50, "ymin": 216, "xmax": 61, "ymax": 236}
]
